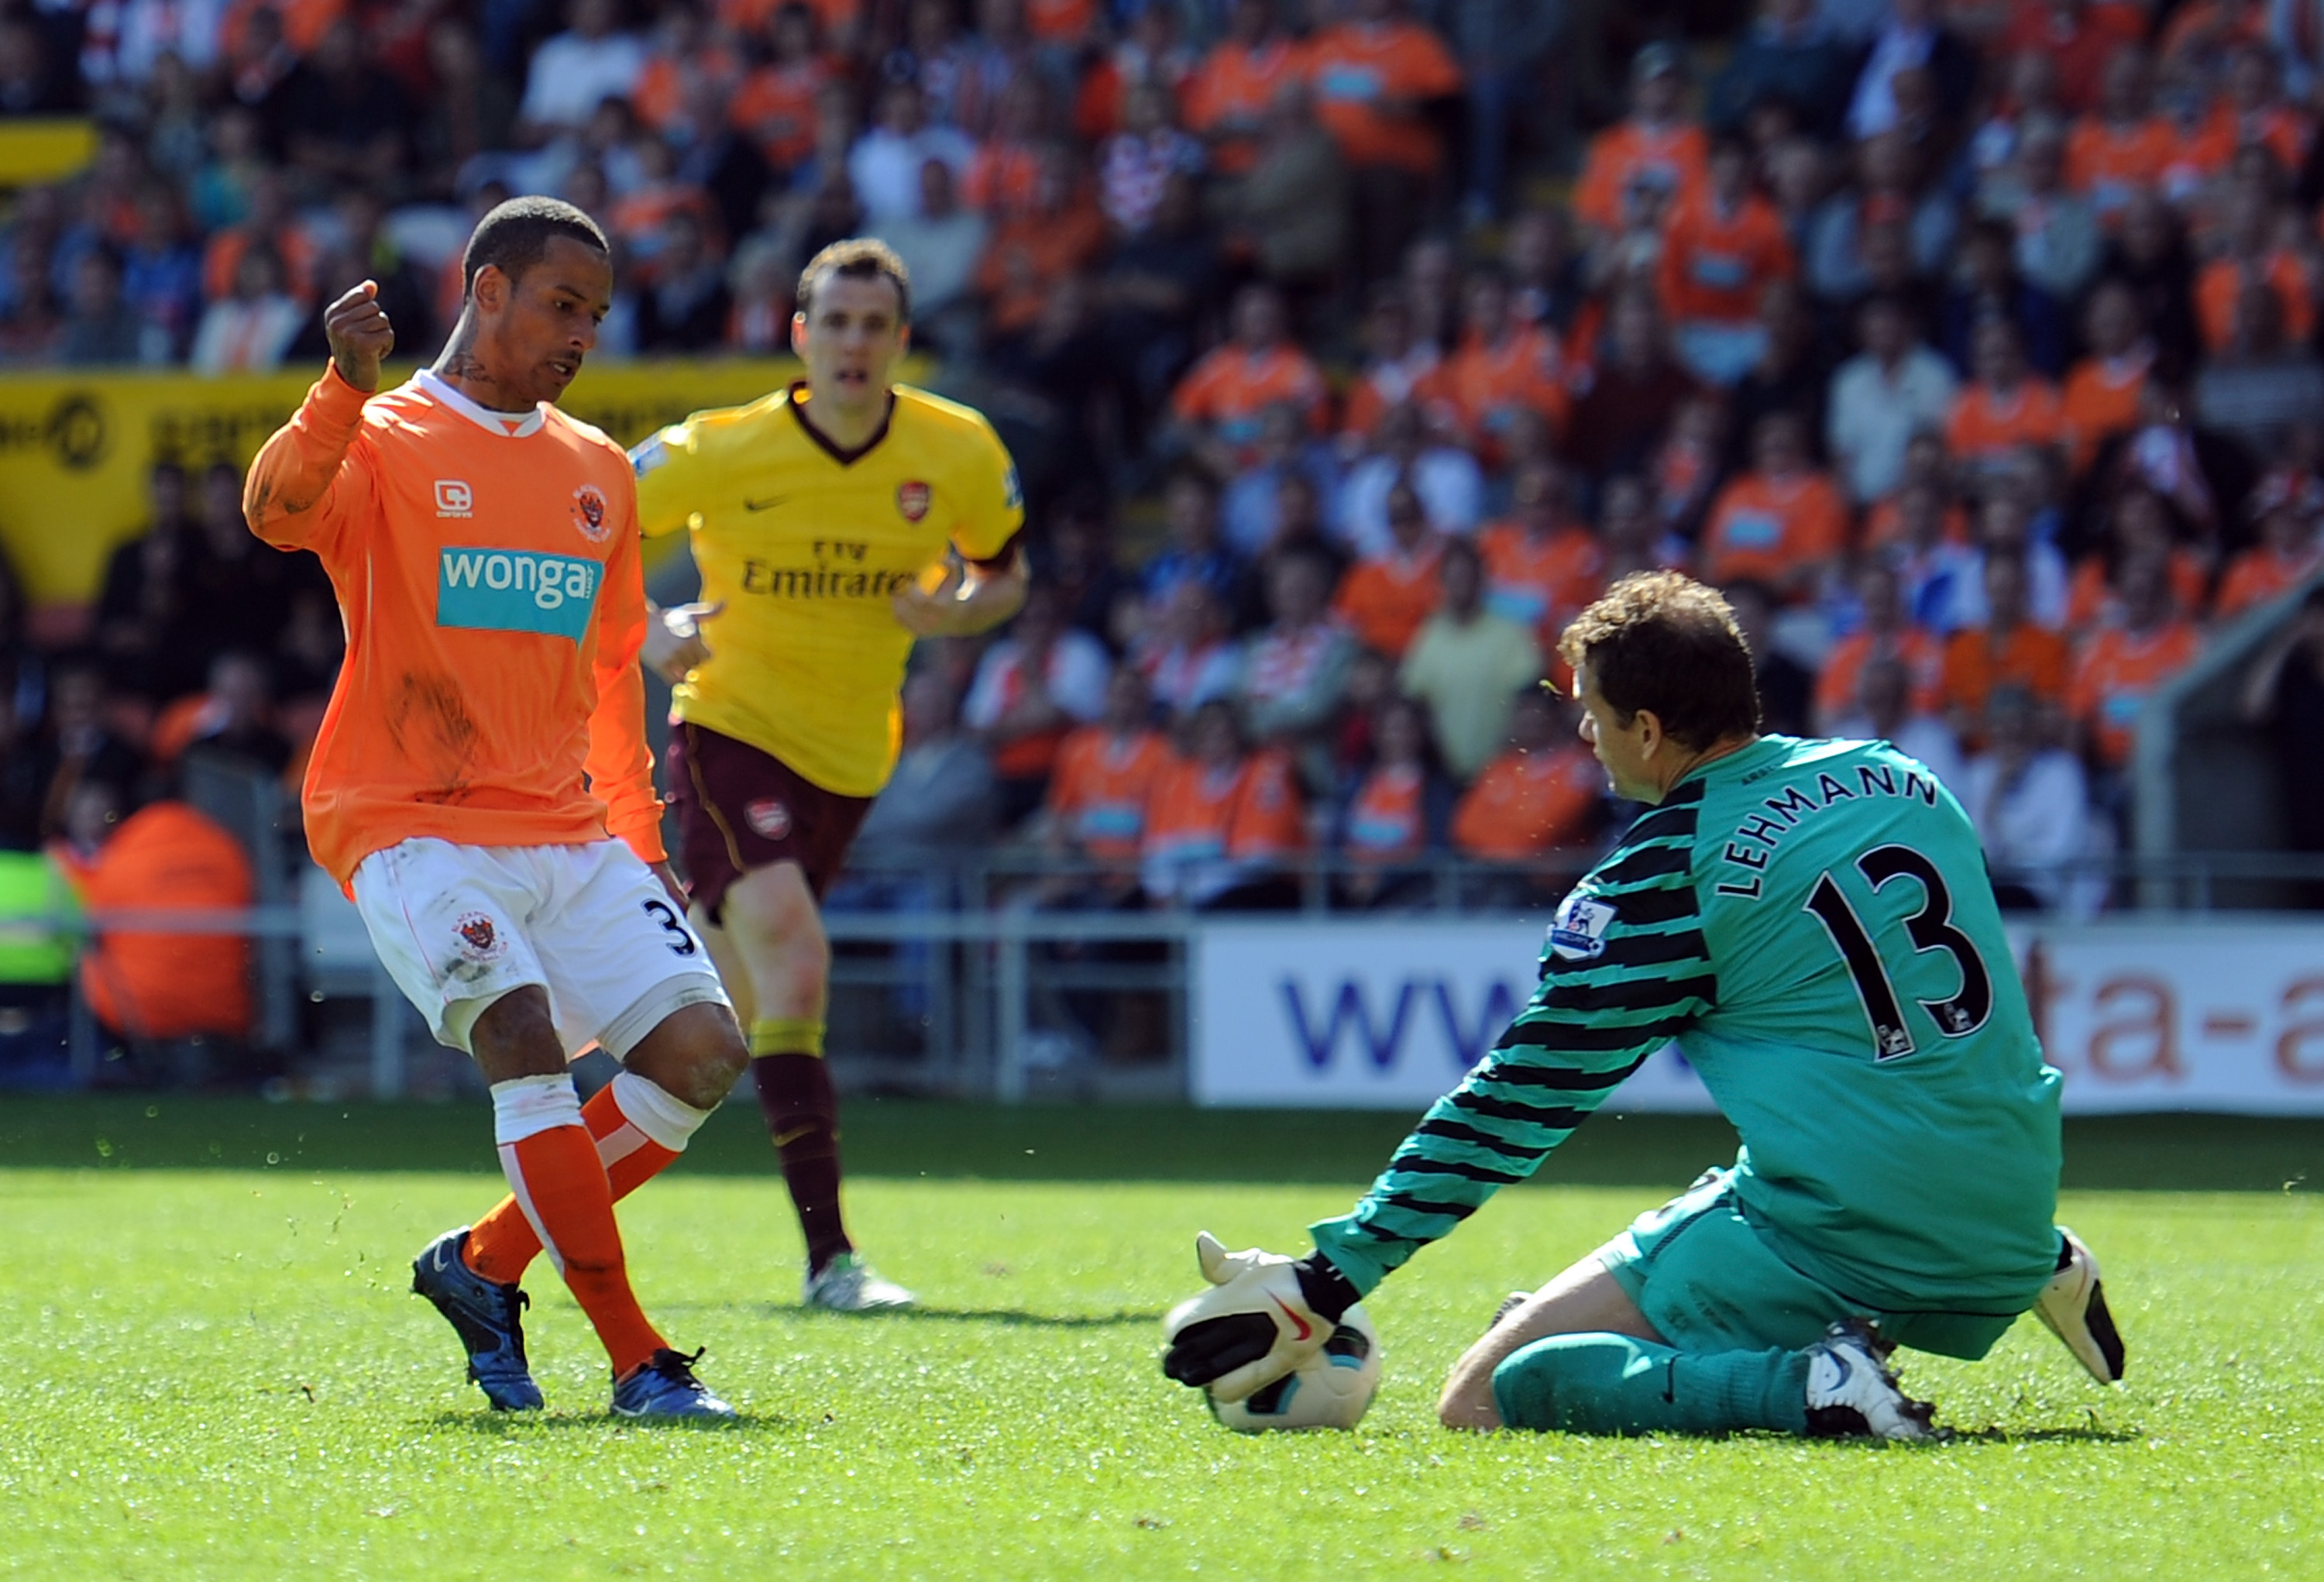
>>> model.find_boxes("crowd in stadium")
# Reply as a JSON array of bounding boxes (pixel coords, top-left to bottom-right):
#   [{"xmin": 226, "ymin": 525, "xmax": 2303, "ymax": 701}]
[{"xmin": 2, "ymin": 0, "xmax": 2324, "ymax": 927}]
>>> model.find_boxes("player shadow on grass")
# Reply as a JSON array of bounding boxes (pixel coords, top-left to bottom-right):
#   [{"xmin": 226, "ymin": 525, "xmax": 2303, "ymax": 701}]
[
  {"xmin": 1933, "ymin": 1424, "xmax": 2144, "ymax": 1445},
  {"xmin": 421, "ymin": 1409, "xmax": 804, "ymax": 1435},
  {"xmin": 657, "ymin": 1301, "xmax": 1166, "ymax": 1328}
]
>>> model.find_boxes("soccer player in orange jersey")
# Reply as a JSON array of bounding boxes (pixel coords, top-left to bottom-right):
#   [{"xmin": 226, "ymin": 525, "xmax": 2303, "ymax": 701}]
[
  {"xmin": 634, "ymin": 239, "xmax": 1026, "ymax": 1312},
  {"xmin": 244, "ymin": 198, "xmax": 749, "ymax": 1419}
]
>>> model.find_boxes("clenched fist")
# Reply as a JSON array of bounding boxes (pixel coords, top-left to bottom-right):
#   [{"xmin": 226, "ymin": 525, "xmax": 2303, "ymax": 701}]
[{"xmin": 325, "ymin": 280, "xmax": 394, "ymax": 392}]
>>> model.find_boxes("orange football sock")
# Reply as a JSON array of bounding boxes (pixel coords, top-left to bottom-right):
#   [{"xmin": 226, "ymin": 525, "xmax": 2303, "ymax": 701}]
[
  {"xmin": 496, "ymin": 1120, "xmax": 666, "ymax": 1377},
  {"xmin": 467, "ymin": 1073, "xmax": 701, "ymax": 1285}
]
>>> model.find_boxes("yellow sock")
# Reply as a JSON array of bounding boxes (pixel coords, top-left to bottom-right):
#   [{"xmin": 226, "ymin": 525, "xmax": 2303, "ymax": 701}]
[{"xmin": 748, "ymin": 1017, "xmax": 824, "ymax": 1058}]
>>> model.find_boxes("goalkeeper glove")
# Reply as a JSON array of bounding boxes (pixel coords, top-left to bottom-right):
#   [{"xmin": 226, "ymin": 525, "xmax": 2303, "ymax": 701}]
[{"xmin": 1160, "ymin": 1231, "xmax": 1362, "ymax": 1402}]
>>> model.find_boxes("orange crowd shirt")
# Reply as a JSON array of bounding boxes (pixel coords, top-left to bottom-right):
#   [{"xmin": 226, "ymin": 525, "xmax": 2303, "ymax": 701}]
[
  {"xmin": 1451, "ymin": 743, "xmax": 1603, "ymax": 861},
  {"xmin": 1698, "ymin": 471, "xmax": 1848, "ymax": 587},
  {"xmin": 635, "ymin": 46, "xmax": 748, "ymax": 137},
  {"xmin": 1815, "ymin": 628, "xmax": 1946, "ymax": 721},
  {"xmin": 1573, "ymin": 119, "xmax": 1707, "ymax": 233},
  {"xmin": 2065, "ymin": 116, "xmax": 2180, "ymax": 222},
  {"xmin": 1169, "ymin": 342, "xmax": 1328, "ymax": 455},
  {"xmin": 1342, "ymin": 762, "xmax": 1428, "ymax": 862},
  {"xmin": 1141, "ymin": 748, "xmax": 1307, "ymax": 872},
  {"xmin": 243, "ymin": 366, "xmax": 662, "ymax": 886},
  {"xmin": 2072, "ymin": 621, "xmax": 2202, "ymax": 768},
  {"xmin": 1478, "ymin": 519, "xmax": 1602, "ymax": 641},
  {"xmin": 1341, "ymin": 353, "xmax": 1445, "ymax": 443},
  {"xmin": 2179, "ymin": 102, "xmax": 2313, "ymax": 179},
  {"xmin": 719, "ymin": 0, "xmax": 859, "ymax": 41},
  {"xmin": 1939, "ymin": 623, "xmax": 2072, "ymax": 723},
  {"xmin": 2059, "ymin": 353, "xmax": 2150, "ymax": 476},
  {"xmin": 1861, "ymin": 495, "xmax": 1972, "ymax": 549},
  {"xmin": 1025, "ymin": 0, "xmax": 1098, "ymax": 43},
  {"xmin": 1946, "ymin": 377, "xmax": 2064, "ymax": 464},
  {"xmin": 2064, "ymin": 549, "xmax": 2209, "ymax": 629},
  {"xmin": 974, "ymin": 203, "xmax": 1109, "ymax": 335},
  {"xmin": 2195, "ymin": 251, "xmax": 2317, "ymax": 352},
  {"xmin": 1332, "ymin": 540, "xmax": 1445, "ymax": 659},
  {"xmin": 1047, "ymin": 726, "xmax": 1174, "ymax": 862},
  {"xmin": 963, "ymin": 139, "xmax": 1043, "ymax": 215},
  {"xmin": 1437, "ymin": 326, "xmax": 1569, "ymax": 453},
  {"xmin": 1656, "ymin": 189, "xmax": 1794, "ymax": 328},
  {"xmin": 1299, "ymin": 20, "xmax": 1463, "ymax": 173},
  {"xmin": 729, "ymin": 58, "xmax": 830, "ymax": 169},
  {"xmin": 203, "ymin": 225, "xmax": 321, "ymax": 308},
  {"xmin": 2216, "ymin": 541, "xmax": 2323, "ymax": 618},
  {"xmin": 1184, "ymin": 36, "xmax": 1304, "ymax": 175}
]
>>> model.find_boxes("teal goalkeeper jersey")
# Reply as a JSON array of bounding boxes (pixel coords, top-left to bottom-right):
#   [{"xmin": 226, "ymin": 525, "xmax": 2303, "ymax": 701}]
[{"xmin": 1310, "ymin": 734, "xmax": 2063, "ymax": 1319}]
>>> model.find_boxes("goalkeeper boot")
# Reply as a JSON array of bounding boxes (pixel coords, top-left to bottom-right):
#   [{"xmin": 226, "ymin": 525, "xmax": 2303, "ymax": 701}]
[
  {"xmin": 803, "ymin": 1251, "xmax": 915, "ymax": 1313},
  {"xmin": 1803, "ymin": 1319, "xmax": 1934, "ymax": 1441},
  {"xmin": 2034, "ymin": 1226, "xmax": 2126, "ymax": 1384},
  {"xmin": 611, "ymin": 1348, "xmax": 735, "ymax": 1420},
  {"xmin": 411, "ymin": 1226, "xmax": 542, "ymax": 1412}
]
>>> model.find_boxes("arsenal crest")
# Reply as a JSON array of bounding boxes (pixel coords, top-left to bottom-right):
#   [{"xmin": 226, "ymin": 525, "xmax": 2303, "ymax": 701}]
[
  {"xmin": 896, "ymin": 480, "xmax": 931, "ymax": 522},
  {"xmin": 746, "ymin": 799, "xmax": 792, "ymax": 839},
  {"xmin": 572, "ymin": 483, "xmax": 611, "ymax": 542},
  {"xmin": 454, "ymin": 912, "xmax": 507, "ymax": 962}
]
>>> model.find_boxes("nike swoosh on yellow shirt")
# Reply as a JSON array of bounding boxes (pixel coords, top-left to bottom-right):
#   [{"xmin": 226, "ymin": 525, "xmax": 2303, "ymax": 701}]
[{"xmin": 744, "ymin": 496, "xmax": 789, "ymax": 511}]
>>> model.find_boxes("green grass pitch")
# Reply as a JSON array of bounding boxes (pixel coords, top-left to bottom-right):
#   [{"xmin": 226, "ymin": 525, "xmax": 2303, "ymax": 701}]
[{"xmin": 1, "ymin": 1099, "xmax": 2318, "ymax": 1580}]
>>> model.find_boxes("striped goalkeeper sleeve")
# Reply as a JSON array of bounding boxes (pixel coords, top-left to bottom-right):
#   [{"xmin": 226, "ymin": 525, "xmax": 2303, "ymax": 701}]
[{"xmin": 1309, "ymin": 785, "xmax": 1717, "ymax": 1295}]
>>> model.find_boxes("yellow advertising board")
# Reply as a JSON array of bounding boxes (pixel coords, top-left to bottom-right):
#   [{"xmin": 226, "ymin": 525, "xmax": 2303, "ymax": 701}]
[{"xmin": 0, "ymin": 356, "xmax": 816, "ymax": 611}]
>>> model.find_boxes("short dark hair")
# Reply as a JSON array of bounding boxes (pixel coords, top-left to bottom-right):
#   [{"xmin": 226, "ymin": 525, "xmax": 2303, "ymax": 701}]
[
  {"xmin": 796, "ymin": 236, "xmax": 912, "ymax": 322},
  {"xmin": 462, "ymin": 196, "xmax": 608, "ymax": 297},
  {"xmin": 1557, "ymin": 571, "xmax": 1760, "ymax": 750}
]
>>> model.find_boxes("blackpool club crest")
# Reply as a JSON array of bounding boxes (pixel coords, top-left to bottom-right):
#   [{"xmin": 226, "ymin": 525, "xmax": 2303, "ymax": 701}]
[
  {"xmin": 572, "ymin": 483, "xmax": 611, "ymax": 542},
  {"xmin": 454, "ymin": 912, "xmax": 507, "ymax": 962},
  {"xmin": 896, "ymin": 480, "xmax": 931, "ymax": 522}
]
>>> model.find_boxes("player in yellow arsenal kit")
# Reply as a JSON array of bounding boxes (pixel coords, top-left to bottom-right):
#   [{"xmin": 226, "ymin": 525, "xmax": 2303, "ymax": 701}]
[{"xmin": 632, "ymin": 239, "xmax": 1026, "ymax": 1310}]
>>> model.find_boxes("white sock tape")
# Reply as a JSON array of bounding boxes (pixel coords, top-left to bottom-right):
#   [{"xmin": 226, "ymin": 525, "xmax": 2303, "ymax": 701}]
[
  {"xmin": 489, "ymin": 1072, "xmax": 583, "ymax": 1146},
  {"xmin": 610, "ymin": 1070, "xmax": 713, "ymax": 1153}
]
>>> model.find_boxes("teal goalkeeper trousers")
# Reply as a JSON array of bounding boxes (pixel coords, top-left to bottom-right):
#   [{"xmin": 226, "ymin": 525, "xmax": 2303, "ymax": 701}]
[{"xmin": 1490, "ymin": 1333, "xmax": 1813, "ymax": 1436}]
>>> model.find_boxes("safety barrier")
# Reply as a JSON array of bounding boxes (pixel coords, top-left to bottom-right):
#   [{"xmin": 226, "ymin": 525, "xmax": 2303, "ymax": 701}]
[{"xmin": 16, "ymin": 848, "xmax": 2324, "ymax": 1104}]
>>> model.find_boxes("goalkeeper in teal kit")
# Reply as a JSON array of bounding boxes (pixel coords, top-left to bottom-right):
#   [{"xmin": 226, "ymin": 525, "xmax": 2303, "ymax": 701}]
[{"xmin": 1163, "ymin": 573, "xmax": 2123, "ymax": 1439}]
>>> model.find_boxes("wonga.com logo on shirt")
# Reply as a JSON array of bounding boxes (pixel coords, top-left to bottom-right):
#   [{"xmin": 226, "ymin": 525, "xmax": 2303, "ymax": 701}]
[{"xmin": 437, "ymin": 549, "xmax": 599, "ymax": 642}]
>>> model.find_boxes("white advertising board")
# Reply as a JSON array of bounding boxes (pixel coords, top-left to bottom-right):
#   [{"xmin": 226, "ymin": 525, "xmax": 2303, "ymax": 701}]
[
  {"xmin": 2026, "ymin": 923, "xmax": 2324, "ymax": 1113},
  {"xmin": 1190, "ymin": 917, "xmax": 2324, "ymax": 1116}
]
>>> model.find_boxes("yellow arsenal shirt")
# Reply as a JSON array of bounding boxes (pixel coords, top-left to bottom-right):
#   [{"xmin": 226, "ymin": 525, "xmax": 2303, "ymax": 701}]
[{"xmin": 632, "ymin": 381, "xmax": 1022, "ymax": 796}]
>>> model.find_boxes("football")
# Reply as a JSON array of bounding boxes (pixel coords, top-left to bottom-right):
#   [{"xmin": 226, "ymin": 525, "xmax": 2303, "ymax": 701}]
[{"xmin": 1205, "ymin": 1305, "xmax": 1383, "ymax": 1432}]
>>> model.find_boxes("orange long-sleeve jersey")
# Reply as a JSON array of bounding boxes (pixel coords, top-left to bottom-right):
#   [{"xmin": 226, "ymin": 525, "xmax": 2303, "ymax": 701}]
[{"xmin": 244, "ymin": 365, "xmax": 664, "ymax": 886}]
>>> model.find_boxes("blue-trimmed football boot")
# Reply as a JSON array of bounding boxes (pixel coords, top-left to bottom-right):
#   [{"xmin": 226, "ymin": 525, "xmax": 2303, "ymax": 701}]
[
  {"xmin": 411, "ymin": 1226, "xmax": 544, "ymax": 1412},
  {"xmin": 611, "ymin": 1348, "xmax": 735, "ymax": 1420}
]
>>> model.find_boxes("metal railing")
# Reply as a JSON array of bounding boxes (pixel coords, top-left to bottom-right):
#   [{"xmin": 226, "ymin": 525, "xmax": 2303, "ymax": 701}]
[{"xmin": 15, "ymin": 847, "xmax": 2323, "ymax": 1100}]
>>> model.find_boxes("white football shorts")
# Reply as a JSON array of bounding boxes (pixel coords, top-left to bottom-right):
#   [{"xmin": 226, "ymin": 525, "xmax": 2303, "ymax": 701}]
[{"xmin": 351, "ymin": 836, "xmax": 730, "ymax": 1059}]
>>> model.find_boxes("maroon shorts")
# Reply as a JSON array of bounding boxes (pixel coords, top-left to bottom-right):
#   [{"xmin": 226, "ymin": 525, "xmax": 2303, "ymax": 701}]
[{"xmin": 663, "ymin": 722, "xmax": 875, "ymax": 919}]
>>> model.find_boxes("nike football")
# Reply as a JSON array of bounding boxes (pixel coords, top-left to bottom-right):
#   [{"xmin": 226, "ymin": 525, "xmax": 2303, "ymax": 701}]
[{"xmin": 1206, "ymin": 1305, "xmax": 1382, "ymax": 1432}]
